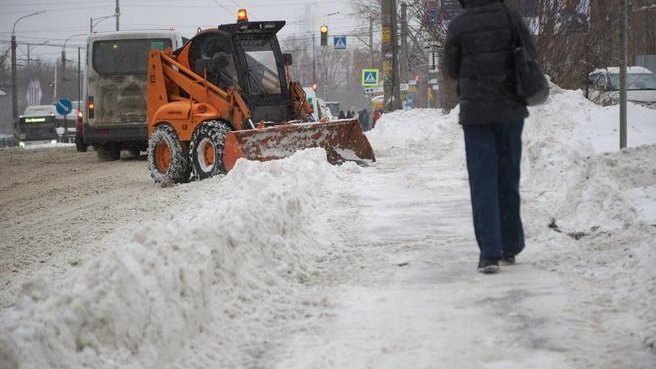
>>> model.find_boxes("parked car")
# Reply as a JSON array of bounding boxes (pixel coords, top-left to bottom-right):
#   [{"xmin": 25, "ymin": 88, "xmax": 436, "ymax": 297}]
[{"xmin": 587, "ymin": 66, "xmax": 656, "ymax": 109}]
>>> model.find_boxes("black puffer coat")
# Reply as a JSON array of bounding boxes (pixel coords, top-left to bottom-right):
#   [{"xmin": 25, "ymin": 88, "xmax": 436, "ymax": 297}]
[{"xmin": 444, "ymin": 0, "xmax": 536, "ymax": 125}]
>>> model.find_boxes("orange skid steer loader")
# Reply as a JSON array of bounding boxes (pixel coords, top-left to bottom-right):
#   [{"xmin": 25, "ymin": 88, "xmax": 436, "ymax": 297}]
[{"xmin": 146, "ymin": 15, "xmax": 375, "ymax": 185}]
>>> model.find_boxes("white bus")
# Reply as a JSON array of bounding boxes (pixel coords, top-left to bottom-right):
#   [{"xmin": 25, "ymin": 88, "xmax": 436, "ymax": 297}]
[{"xmin": 77, "ymin": 30, "xmax": 186, "ymax": 159}]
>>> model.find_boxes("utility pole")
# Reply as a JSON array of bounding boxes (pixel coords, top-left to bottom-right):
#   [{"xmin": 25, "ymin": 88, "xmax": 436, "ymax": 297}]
[
  {"xmin": 78, "ymin": 47, "xmax": 82, "ymax": 114},
  {"xmin": 312, "ymin": 33, "xmax": 317, "ymax": 85},
  {"xmin": 11, "ymin": 11, "xmax": 45, "ymax": 131},
  {"xmin": 620, "ymin": 0, "xmax": 628, "ymax": 149},
  {"xmin": 61, "ymin": 49, "xmax": 66, "ymax": 99},
  {"xmin": 115, "ymin": 0, "xmax": 120, "ymax": 31},
  {"xmin": 11, "ymin": 34, "xmax": 17, "ymax": 129},
  {"xmin": 53, "ymin": 62, "xmax": 57, "ymax": 102},
  {"xmin": 381, "ymin": 0, "xmax": 402, "ymax": 111},
  {"xmin": 400, "ymin": 2, "xmax": 409, "ymax": 84},
  {"xmin": 369, "ymin": 16, "xmax": 374, "ymax": 68}
]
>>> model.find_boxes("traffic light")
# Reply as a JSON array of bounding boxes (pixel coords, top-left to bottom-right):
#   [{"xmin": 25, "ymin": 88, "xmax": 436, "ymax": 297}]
[{"xmin": 320, "ymin": 24, "xmax": 328, "ymax": 46}]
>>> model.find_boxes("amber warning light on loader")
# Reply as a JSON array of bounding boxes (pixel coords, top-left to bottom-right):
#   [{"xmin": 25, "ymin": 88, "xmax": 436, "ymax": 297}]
[{"xmin": 237, "ymin": 9, "xmax": 248, "ymax": 22}]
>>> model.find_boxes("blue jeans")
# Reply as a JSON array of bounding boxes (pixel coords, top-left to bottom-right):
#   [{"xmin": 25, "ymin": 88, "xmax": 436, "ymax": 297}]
[{"xmin": 463, "ymin": 121, "xmax": 525, "ymax": 261}]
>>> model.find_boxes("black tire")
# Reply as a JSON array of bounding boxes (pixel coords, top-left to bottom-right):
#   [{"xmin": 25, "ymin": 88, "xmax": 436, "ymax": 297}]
[
  {"xmin": 96, "ymin": 143, "xmax": 121, "ymax": 161},
  {"xmin": 189, "ymin": 120, "xmax": 230, "ymax": 181},
  {"xmin": 147, "ymin": 124, "xmax": 191, "ymax": 185}
]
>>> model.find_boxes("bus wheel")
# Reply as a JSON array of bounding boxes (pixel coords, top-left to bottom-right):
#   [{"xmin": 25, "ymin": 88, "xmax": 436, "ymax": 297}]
[
  {"xmin": 97, "ymin": 144, "xmax": 121, "ymax": 161},
  {"xmin": 147, "ymin": 124, "xmax": 191, "ymax": 185}
]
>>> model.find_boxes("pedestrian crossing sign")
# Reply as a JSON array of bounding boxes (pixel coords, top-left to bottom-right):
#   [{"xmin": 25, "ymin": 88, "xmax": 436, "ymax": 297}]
[
  {"xmin": 333, "ymin": 36, "xmax": 347, "ymax": 50},
  {"xmin": 361, "ymin": 69, "xmax": 380, "ymax": 87}
]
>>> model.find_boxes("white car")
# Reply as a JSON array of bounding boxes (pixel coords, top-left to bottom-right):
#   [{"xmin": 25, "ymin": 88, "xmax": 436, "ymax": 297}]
[{"xmin": 587, "ymin": 66, "xmax": 656, "ymax": 109}]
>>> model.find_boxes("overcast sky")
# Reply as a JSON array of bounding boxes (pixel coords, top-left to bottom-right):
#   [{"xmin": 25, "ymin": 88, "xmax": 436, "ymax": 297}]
[{"xmin": 1, "ymin": 0, "xmax": 363, "ymax": 61}]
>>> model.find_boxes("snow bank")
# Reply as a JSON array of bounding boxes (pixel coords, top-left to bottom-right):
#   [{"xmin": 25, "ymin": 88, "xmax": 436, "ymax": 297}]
[
  {"xmin": 366, "ymin": 108, "xmax": 456, "ymax": 154},
  {"xmin": 515, "ymin": 87, "xmax": 656, "ymax": 350},
  {"xmin": 0, "ymin": 149, "xmax": 341, "ymax": 369},
  {"xmin": 21, "ymin": 142, "xmax": 76, "ymax": 150}
]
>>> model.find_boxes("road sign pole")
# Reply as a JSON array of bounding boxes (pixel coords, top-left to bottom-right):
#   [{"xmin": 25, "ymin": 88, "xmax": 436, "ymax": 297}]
[
  {"xmin": 619, "ymin": 0, "xmax": 628, "ymax": 149},
  {"xmin": 381, "ymin": 0, "xmax": 402, "ymax": 112}
]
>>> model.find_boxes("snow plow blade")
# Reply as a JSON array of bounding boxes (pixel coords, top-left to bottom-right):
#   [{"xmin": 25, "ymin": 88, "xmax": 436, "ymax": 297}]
[{"xmin": 223, "ymin": 118, "xmax": 375, "ymax": 171}]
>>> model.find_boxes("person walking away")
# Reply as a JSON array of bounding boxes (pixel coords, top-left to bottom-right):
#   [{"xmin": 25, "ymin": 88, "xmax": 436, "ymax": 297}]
[
  {"xmin": 357, "ymin": 110, "xmax": 367, "ymax": 131},
  {"xmin": 362, "ymin": 109, "xmax": 370, "ymax": 131},
  {"xmin": 444, "ymin": 0, "xmax": 535, "ymax": 274}
]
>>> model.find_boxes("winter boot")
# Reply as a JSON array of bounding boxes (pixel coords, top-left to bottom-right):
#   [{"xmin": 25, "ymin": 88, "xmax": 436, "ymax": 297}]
[
  {"xmin": 500, "ymin": 255, "xmax": 516, "ymax": 265},
  {"xmin": 477, "ymin": 259, "xmax": 500, "ymax": 274}
]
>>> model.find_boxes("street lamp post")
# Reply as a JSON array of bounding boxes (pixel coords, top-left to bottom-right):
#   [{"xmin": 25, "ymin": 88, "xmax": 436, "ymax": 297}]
[
  {"xmin": 26, "ymin": 41, "xmax": 50, "ymax": 69},
  {"xmin": 90, "ymin": 14, "xmax": 118, "ymax": 33},
  {"xmin": 61, "ymin": 34, "xmax": 88, "ymax": 100},
  {"xmin": 11, "ymin": 10, "xmax": 46, "ymax": 131}
]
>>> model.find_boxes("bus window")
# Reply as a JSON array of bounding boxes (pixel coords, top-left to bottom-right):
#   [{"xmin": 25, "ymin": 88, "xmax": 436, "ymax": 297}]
[{"xmin": 92, "ymin": 38, "xmax": 172, "ymax": 75}]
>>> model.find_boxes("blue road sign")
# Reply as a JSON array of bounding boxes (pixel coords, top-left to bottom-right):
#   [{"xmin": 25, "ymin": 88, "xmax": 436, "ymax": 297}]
[
  {"xmin": 361, "ymin": 69, "xmax": 379, "ymax": 87},
  {"xmin": 56, "ymin": 98, "xmax": 73, "ymax": 116},
  {"xmin": 333, "ymin": 36, "xmax": 347, "ymax": 50}
]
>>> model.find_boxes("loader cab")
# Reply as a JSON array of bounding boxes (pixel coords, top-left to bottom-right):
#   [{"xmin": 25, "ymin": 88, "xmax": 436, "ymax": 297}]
[{"xmin": 185, "ymin": 21, "xmax": 290, "ymax": 123}]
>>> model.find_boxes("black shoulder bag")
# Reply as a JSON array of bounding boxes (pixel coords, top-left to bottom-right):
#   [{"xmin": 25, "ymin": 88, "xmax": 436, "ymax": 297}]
[{"xmin": 504, "ymin": 8, "xmax": 549, "ymax": 106}]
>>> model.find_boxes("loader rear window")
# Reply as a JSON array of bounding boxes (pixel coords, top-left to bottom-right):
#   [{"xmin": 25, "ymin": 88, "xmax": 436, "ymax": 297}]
[
  {"xmin": 93, "ymin": 38, "xmax": 171, "ymax": 75},
  {"xmin": 243, "ymin": 44, "xmax": 282, "ymax": 96}
]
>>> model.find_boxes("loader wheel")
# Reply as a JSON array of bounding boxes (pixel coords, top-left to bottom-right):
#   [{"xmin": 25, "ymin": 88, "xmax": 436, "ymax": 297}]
[
  {"xmin": 189, "ymin": 120, "xmax": 230, "ymax": 180},
  {"xmin": 96, "ymin": 143, "xmax": 121, "ymax": 161},
  {"xmin": 147, "ymin": 124, "xmax": 191, "ymax": 185}
]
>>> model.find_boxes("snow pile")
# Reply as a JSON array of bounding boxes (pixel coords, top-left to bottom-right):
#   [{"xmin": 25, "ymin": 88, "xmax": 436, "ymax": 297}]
[
  {"xmin": 20, "ymin": 142, "xmax": 76, "ymax": 150},
  {"xmin": 0, "ymin": 149, "xmax": 342, "ymax": 369},
  {"xmin": 366, "ymin": 108, "xmax": 456, "ymax": 154},
  {"xmin": 520, "ymin": 84, "xmax": 656, "ymax": 230}
]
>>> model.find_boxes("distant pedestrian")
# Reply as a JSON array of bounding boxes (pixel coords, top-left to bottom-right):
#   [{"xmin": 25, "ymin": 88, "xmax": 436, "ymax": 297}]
[
  {"xmin": 357, "ymin": 109, "xmax": 370, "ymax": 131},
  {"xmin": 372, "ymin": 109, "xmax": 382, "ymax": 128},
  {"xmin": 444, "ymin": 0, "xmax": 535, "ymax": 274},
  {"xmin": 338, "ymin": 110, "xmax": 346, "ymax": 119}
]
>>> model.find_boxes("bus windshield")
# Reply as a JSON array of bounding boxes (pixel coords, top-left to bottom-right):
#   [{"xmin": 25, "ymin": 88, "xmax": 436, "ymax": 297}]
[{"xmin": 93, "ymin": 38, "xmax": 171, "ymax": 75}]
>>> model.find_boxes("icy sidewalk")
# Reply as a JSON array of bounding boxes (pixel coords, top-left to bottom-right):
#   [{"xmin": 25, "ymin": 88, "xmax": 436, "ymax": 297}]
[
  {"xmin": 275, "ymin": 99, "xmax": 656, "ymax": 369},
  {"xmin": 274, "ymin": 150, "xmax": 576, "ymax": 369}
]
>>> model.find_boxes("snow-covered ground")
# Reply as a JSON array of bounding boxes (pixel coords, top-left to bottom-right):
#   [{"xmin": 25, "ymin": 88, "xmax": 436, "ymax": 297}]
[{"xmin": 1, "ymin": 86, "xmax": 655, "ymax": 369}]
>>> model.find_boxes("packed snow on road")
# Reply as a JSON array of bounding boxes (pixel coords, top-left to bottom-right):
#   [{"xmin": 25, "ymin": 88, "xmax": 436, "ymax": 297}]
[{"xmin": 1, "ymin": 84, "xmax": 655, "ymax": 369}]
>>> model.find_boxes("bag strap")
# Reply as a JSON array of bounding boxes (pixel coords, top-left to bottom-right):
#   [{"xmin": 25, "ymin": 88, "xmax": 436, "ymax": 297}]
[{"xmin": 502, "ymin": 6, "xmax": 522, "ymax": 49}]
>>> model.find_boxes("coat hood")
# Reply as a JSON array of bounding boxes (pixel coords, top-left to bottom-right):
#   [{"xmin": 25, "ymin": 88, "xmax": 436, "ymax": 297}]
[{"xmin": 459, "ymin": 0, "xmax": 503, "ymax": 8}]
